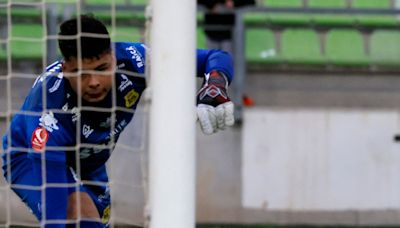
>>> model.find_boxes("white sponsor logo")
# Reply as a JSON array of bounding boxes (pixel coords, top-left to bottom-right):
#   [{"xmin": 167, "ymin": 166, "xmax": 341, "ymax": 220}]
[
  {"xmin": 71, "ymin": 107, "xmax": 80, "ymax": 122},
  {"xmin": 108, "ymin": 119, "xmax": 128, "ymax": 139},
  {"xmin": 126, "ymin": 46, "xmax": 144, "ymax": 68},
  {"xmin": 118, "ymin": 74, "xmax": 133, "ymax": 92},
  {"xmin": 80, "ymin": 140, "xmax": 112, "ymax": 159},
  {"xmin": 68, "ymin": 167, "xmax": 80, "ymax": 182},
  {"xmin": 39, "ymin": 112, "xmax": 59, "ymax": 132},
  {"xmin": 80, "ymin": 148, "xmax": 91, "ymax": 159},
  {"xmin": 100, "ymin": 117, "xmax": 111, "ymax": 128},
  {"xmin": 82, "ymin": 124, "xmax": 94, "ymax": 138},
  {"xmin": 32, "ymin": 63, "xmax": 62, "ymax": 88},
  {"xmin": 98, "ymin": 186, "xmax": 110, "ymax": 203},
  {"xmin": 49, "ymin": 79, "xmax": 62, "ymax": 93},
  {"xmin": 62, "ymin": 103, "xmax": 68, "ymax": 111}
]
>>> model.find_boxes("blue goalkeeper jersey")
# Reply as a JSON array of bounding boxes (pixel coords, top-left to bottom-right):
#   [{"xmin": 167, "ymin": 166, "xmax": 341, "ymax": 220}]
[{"xmin": 2, "ymin": 42, "xmax": 234, "ymax": 173}]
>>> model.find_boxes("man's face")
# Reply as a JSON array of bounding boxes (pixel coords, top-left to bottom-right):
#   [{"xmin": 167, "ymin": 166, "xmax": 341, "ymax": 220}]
[{"xmin": 62, "ymin": 52, "xmax": 115, "ymax": 103}]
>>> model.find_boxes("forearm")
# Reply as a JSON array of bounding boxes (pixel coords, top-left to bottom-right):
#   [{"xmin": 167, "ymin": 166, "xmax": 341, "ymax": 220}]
[{"xmin": 196, "ymin": 49, "xmax": 234, "ymax": 84}]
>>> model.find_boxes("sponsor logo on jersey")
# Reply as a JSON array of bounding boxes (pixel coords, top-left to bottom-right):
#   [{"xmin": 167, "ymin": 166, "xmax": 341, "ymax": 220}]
[
  {"xmin": 80, "ymin": 148, "xmax": 92, "ymax": 159},
  {"xmin": 32, "ymin": 74, "xmax": 46, "ymax": 88},
  {"xmin": 39, "ymin": 112, "xmax": 59, "ymax": 132},
  {"xmin": 82, "ymin": 124, "xmax": 94, "ymax": 138},
  {"xmin": 108, "ymin": 119, "xmax": 128, "ymax": 139},
  {"xmin": 102, "ymin": 205, "xmax": 111, "ymax": 224},
  {"xmin": 48, "ymin": 79, "xmax": 62, "ymax": 93},
  {"xmin": 118, "ymin": 74, "xmax": 133, "ymax": 92},
  {"xmin": 126, "ymin": 46, "xmax": 144, "ymax": 68},
  {"xmin": 62, "ymin": 103, "xmax": 69, "ymax": 111},
  {"xmin": 31, "ymin": 127, "xmax": 49, "ymax": 152},
  {"xmin": 100, "ymin": 117, "xmax": 111, "ymax": 128},
  {"xmin": 80, "ymin": 139, "xmax": 112, "ymax": 159},
  {"xmin": 32, "ymin": 62, "xmax": 62, "ymax": 88},
  {"xmin": 71, "ymin": 107, "xmax": 80, "ymax": 122},
  {"xmin": 124, "ymin": 89, "xmax": 139, "ymax": 108},
  {"xmin": 98, "ymin": 186, "xmax": 110, "ymax": 203}
]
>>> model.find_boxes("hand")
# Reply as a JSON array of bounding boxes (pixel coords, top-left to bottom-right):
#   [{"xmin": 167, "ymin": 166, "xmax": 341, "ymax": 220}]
[{"xmin": 197, "ymin": 70, "xmax": 235, "ymax": 135}]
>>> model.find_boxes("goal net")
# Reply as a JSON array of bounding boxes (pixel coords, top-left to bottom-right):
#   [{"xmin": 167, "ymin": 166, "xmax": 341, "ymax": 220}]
[{"xmin": 0, "ymin": 0, "xmax": 150, "ymax": 226}]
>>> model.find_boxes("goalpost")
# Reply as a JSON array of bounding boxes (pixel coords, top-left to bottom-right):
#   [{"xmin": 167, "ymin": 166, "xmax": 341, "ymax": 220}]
[
  {"xmin": 0, "ymin": 0, "xmax": 196, "ymax": 227},
  {"xmin": 148, "ymin": 0, "xmax": 196, "ymax": 227}
]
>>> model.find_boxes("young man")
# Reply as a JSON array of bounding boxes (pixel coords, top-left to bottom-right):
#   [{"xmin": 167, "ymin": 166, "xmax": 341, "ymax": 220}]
[{"xmin": 2, "ymin": 15, "xmax": 234, "ymax": 227}]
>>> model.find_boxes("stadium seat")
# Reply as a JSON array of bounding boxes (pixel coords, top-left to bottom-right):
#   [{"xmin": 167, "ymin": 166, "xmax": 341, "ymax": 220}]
[
  {"xmin": 197, "ymin": 28, "xmax": 207, "ymax": 50},
  {"xmin": 84, "ymin": 0, "xmax": 148, "ymax": 5},
  {"xmin": 109, "ymin": 26, "xmax": 143, "ymax": 43},
  {"xmin": 281, "ymin": 29, "xmax": 324, "ymax": 64},
  {"xmin": 308, "ymin": 0, "xmax": 347, "ymax": 8},
  {"xmin": 325, "ymin": 29, "xmax": 368, "ymax": 65},
  {"xmin": 9, "ymin": 24, "xmax": 44, "ymax": 59},
  {"xmin": 370, "ymin": 31, "xmax": 400, "ymax": 65},
  {"xmin": 352, "ymin": 0, "xmax": 395, "ymax": 28},
  {"xmin": 3, "ymin": 0, "xmax": 400, "ymax": 70},
  {"xmin": 263, "ymin": 0, "xmax": 303, "ymax": 7},
  {"xmin": 351, "ymin": 0, "xmax": 391, "ymax": 8},
  {"xmin": 245, "ymin": 29, "xmax": 278, "ymax": 63}
]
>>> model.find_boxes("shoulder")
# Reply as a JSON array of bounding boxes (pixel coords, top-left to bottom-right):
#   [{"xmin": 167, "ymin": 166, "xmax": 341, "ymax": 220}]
[
  {"xmin": 114, "ymin": 42, "xmax": 147, "ymax": 63},
  {"xmin": 114, "ymin": 42, "xmax": 146, "ymax": 73},
  {"xmin": 26, "ymin": 61, "xmax": 68, "ymax": 110}
]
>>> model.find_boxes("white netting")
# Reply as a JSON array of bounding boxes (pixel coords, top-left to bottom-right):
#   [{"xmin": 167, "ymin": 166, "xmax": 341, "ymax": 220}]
[{"xmin": 0, "ymin": 0, "xmax": 149, "ymax": 226}]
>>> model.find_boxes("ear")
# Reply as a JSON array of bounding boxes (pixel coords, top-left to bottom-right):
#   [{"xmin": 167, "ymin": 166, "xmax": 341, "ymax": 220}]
[
  {"xmin": 61, "ymin": 62, "xmax": 66, "ymax": 72},
  {"xmin": 111, "ymin": 52, "xmax": 116, "ymax": 66}
]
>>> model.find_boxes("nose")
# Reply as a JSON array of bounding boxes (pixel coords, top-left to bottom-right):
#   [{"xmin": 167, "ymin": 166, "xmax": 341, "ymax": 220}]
[{"xmin": 87, "ymin": 75, "xmax": 100, "ymax": 89}]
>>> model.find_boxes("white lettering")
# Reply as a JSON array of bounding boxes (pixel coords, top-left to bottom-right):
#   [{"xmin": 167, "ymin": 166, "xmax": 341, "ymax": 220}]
[
  {"xmin": 126, "ymin": 46, "xmax": 144, "ymax": 69},
  {"xmin": 82, "ymin": 124, "xmax": 94, "ymax": 138},
  {"xmin": 71, "ymin": 107, "xmax": 80, "ymax": 122},
  {"xmin": 49, "ymin": 79, "xmax": 62, "ymax": 93},
  {"xmin": 118, "ymin": 74, "xmax": 133, "ymax": 92}
]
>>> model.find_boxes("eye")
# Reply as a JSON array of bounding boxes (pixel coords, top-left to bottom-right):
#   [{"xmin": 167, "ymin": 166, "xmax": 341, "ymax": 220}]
[
  {"xmin": 95, "ymin": 64, "xmax": 110, "ymax": 72},
  {"xmin": 81, "ymin": 73, "xmax": 90, "ymax": 79}
]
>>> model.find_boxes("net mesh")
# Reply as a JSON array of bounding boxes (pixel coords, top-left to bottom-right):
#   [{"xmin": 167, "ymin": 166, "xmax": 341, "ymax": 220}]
[{"xmin": 0, "ymin": 0, "xmax": 149, "ymax": 226}]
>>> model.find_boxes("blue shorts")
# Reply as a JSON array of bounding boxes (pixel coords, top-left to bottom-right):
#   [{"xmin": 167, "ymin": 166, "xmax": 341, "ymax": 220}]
[{"xmin": 2, "ymin": 152, "xmax": 111, "ymax": 227}]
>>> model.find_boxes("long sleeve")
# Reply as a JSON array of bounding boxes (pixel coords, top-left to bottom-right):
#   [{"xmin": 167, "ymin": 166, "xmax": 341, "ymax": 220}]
[{"xmin": 196, "ymin": 49, "xmax": 234, "ymax": 84}]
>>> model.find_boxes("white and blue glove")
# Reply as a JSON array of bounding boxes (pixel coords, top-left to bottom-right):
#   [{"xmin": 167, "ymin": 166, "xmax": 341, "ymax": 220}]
[{"xmin": 197, "ymin": 70, "xmax": 235, "ymax": 135}]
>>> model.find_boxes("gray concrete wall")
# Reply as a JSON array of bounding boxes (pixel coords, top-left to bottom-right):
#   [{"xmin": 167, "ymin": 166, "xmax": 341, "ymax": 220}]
[{"xmin": 195, "ymin": 71, "xmax": 400, "ymax": 226}]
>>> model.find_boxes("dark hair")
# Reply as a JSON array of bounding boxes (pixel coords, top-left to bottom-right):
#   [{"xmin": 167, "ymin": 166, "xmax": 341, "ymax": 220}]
[{"xmin": 58, "ymin": 14, "xmax": 111, "ymax": 60}]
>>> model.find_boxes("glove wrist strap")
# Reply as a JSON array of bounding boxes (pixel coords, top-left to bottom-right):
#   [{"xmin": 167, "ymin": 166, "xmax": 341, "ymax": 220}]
[{"xmin": 206, "ymin": 70, "xmax": 228, "ymax": 89}]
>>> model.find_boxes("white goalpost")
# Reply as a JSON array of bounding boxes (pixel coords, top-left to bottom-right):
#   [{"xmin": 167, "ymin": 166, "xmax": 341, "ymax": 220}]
[
  {"xmin": 148, "ymin": 0, "xmax": 197, "ymax": 227},
  {"xmin": 0, "ymin": 0, "xmax": 197, "ymax": 227}
]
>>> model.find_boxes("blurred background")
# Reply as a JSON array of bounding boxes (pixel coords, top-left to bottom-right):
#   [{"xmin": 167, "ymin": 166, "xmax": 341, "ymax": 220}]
[{"xmin": 2, "ymin": 0, "xmax": 400, "ymax": 227}]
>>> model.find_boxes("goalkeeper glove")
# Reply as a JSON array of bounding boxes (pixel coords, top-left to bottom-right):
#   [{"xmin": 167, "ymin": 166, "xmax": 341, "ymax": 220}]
[{"xmin": 197, "ymin": 70, "xmax": 235, "ymax": 135}]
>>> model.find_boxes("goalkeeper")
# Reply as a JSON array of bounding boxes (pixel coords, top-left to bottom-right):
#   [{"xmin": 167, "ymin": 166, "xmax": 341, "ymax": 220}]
[{"xmin": 2, "ymin": 15, "xmax": 234, "ymax": 227}]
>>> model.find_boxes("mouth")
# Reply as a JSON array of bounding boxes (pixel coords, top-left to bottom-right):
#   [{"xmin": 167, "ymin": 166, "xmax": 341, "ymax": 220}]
[
  {"xmin": 87, "ymin": 93, "xmax": 102, "ymax": 98},
  {"xmin": 85, "ymin": 91, "xmax": 105, "ymax": 101}
]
